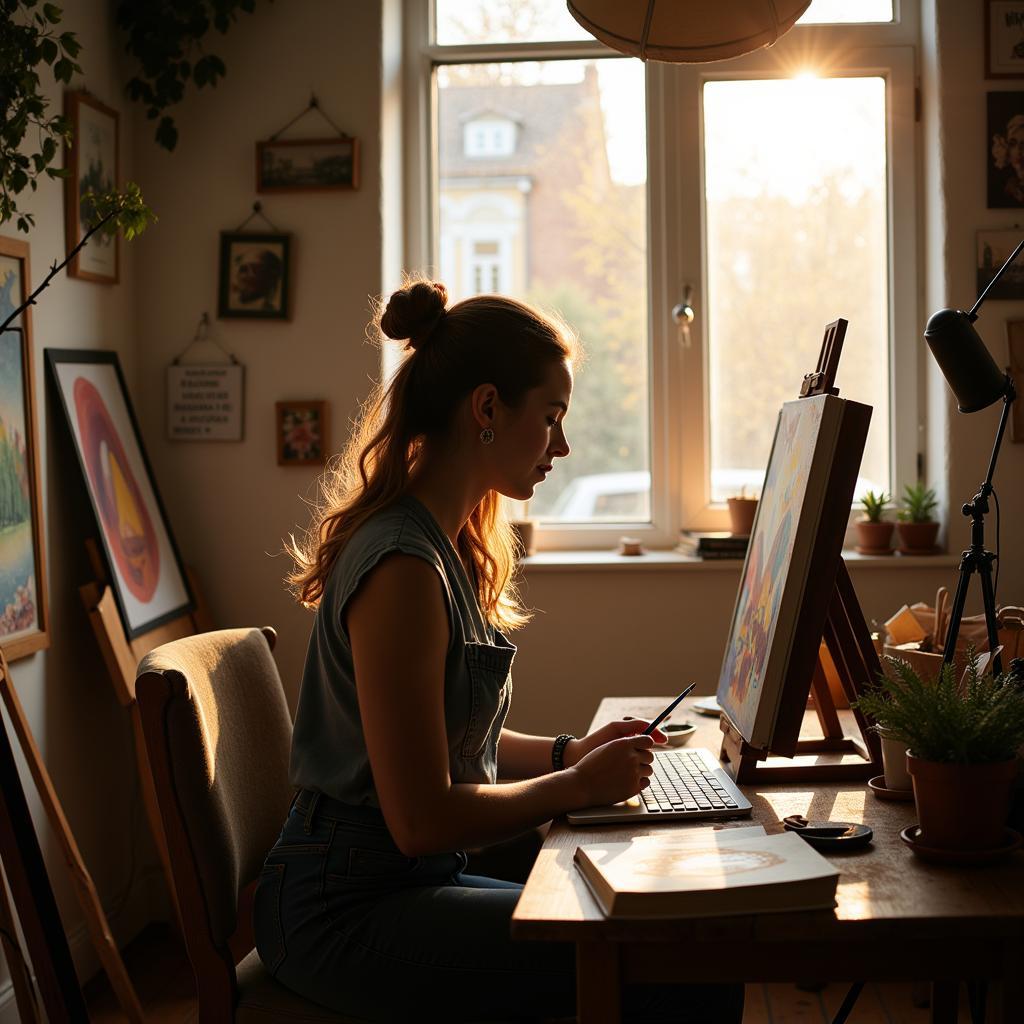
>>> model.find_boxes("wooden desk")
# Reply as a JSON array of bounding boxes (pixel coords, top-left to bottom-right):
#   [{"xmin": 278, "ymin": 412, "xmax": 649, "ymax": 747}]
[{"xmin": 512, "ymin": 697, "xmax": 1024, "ymax": 1024}]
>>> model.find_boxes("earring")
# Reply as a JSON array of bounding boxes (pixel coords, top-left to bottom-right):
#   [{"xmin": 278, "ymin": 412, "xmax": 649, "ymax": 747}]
[{"xmin": 479, "ymin": 427, "xmax": 495, "ymax": 445}]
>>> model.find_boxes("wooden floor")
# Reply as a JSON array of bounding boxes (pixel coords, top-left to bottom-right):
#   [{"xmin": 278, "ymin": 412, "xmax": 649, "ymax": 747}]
[{"xmin": 82, "ymin": 924, "xmax": 957, "ymax": 1023}]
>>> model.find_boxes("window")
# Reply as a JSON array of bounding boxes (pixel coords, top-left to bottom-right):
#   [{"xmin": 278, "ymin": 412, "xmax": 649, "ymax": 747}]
[{"xmin": 408, "ymin": 2, "xmax": 919, "ymax": 549}]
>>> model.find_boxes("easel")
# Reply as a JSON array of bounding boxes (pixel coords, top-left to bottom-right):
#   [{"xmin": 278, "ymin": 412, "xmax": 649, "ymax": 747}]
[
  {"xmin": 719, "ymin": 319, "xmax": 883, "ymax": 784},
  {"xmin": 78, "ymin": 538, "xmax": 212, "ymax": 931}
]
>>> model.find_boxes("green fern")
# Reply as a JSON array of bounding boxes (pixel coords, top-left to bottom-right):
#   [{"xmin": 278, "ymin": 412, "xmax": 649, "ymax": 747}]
[{"xmin": 852, "ymin": 653, "xmax": 1024, "ymax": 763}]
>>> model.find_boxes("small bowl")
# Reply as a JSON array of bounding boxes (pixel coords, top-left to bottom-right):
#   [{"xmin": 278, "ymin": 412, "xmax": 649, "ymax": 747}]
[{"xmin": 662, "ymin": 722, "xmax": 697, "ymax": 746}]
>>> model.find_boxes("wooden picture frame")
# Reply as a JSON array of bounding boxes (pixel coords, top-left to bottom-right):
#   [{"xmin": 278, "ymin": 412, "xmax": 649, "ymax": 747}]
[
  {"xmin": 987, "ymin": 92, "xmax": 1024, "ymax": 207},
  {"xmin": 276, "ymin": 400, "xmax": 328, "ymax": 466},
  {"xmin": 64, "ymin": 91, "xmax": 119, "ymax": 284},
  {"xmin": 217, "ymin": 231, "xmax": 291, "ymax": 320},
  {"xmin": 715, "ymin": 393, "xmax": 872, "ymax": 754},
  {"xmin": 45, "ymin": 349, "xmax": 194, "ymax": 639},
  {"xmin": 0, "ymin": 236, "xmax": 49, "ymax": 661},
  {"xmin": 977, "ymin": 229, "xmax": 1024, "ymax": 297},
  {"xmin": 986, "ymin": 1, "xmax": 1024, "ymax": 79},
  {"xmin": 1008, "ymin": 319, "xmax": 1024, "ymax": 442},
  {"xmin": 256, "ymin": 136, "xmax": 360, "ymax": 192}
]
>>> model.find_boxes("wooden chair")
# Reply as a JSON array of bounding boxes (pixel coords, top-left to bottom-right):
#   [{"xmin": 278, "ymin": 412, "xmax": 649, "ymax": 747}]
[{"xmin": 134, "ymin": 626, "xmax": 363, "ymax": 1023}]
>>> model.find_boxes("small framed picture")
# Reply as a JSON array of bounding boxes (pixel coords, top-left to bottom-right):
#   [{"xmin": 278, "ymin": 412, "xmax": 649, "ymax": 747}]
[
  {"xmin": 987, "ymin": 92, "xmax": 1024, "ymax": 206},
  {"xmin": 987, "ymin": 1, "xmax": 1024, "ymax": 78},
  {"xmin": 977, "ymin": 229, "xmax": 1024, "ymax": 297},
  {"xmin": 217, "ymin": 232, "xmax": 290, "ymax": 320},
  {"xmin": 64, "ymin": 91, "xmax": 119, "ymax": 283},
  {"xmin": 45, "ymin": 348, "xmax": 194, "ymax": 639},
  {"xmin": 256, "ymin": 136, "xmax": 360, "ymax": 192},
  {"xmin": 276, "ymin": 401, "xmax": 328, "ymax": 466}
]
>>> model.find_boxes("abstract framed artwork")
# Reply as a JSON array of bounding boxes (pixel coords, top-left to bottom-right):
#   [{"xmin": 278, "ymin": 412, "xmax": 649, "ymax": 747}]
[
  {"xmin": 0, "ymin": 236, "xmax": 48, "ymax": 661},
  {"xmin": 276, "ymin": 401, "xmax": 328, "ymax": 466},
  {"xmin": 716, "ymin": 394, "xmax": 870, "ymax": 752},
  {"xmin": 64, "ymin": 91, "xmax": 119, "ymax": 284},
  {"xmin": 45, "ymin": 349, "xmax": 193, "ymax": 639},
  {"xmin": 256, "ymin": 136, "xmax": 360, "ymax": 192},
  {"xmin": 986, "ymin": 1, "xmax": 1024, "ymax": 78},
  {"xmin": 217, "ymin": 232, "xmax": 291, "ymax": 319}
]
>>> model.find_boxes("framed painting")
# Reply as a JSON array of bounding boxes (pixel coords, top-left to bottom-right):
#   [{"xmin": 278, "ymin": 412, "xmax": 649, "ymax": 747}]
[
  {"xmin": 977, "ymin": 229, "xmax": 1024, "ymax": 298},
  {"xmin": 256, "ymin": 136, "xmax": 360, "ymax": 192},
  {"xmin": 0, "ymin": 236, "xmax": 48, "ymax": 661},
  {"xmin": 64, "ymin": 91, "xmax": 119, "ymax": 284},
  {"xmin": 986, "ymin": 1, "xmax": 1024, "ymax": 78},
  {"xmin": 45, "ymin": 349, "xmax": 193, "ymax": 639},
  {"xmin": 715, "ymin": 394, "xmax": 871, "ymax": 753},
  {"xmin": 276, "ymin": 401, "xmax": 328, "ymax": 466},
  {"xmin": 217, "ymin": 232, "xmax": 290, "ymax": 320},
  {"xmin": 987, "ymin": 92, "xmax": 1024, "ymax": 207}
]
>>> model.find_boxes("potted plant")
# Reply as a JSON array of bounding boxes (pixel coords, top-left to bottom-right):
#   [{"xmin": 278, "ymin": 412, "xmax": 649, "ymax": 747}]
[
  {"xmin": 854, "ymin": 489, "xmax": 893, "ymax": 555},
  {"xmin": 726, "ymin": 488, "xmax": 758, "ymax": 537},
  {"xmin": 853, "ymin": 654, "xmax": 1024, "ymax": 852},
  {"xmin": 895, "ymin": 482, "xmax": 939, "ymax": 554}
]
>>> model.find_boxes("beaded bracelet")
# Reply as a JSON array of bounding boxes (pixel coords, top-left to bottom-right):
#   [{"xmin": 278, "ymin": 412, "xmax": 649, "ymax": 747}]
[{"xmin": 551, "ymin": 733, "xmax": 576, "ymax": 771}]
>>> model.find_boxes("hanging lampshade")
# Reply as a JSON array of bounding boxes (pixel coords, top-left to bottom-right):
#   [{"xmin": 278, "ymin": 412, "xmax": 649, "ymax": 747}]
[{"xmin": 567, "ymin": 0, "xmax": 813, "ymax": 63}]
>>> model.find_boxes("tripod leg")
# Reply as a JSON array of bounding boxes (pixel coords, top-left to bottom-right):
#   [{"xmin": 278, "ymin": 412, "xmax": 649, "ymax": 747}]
[
  {"xmin": 942, "ymin": 564, "xmax": 974, "ymax": 666},
  {"xmin": 978, "ymin": 560, "xmax": 1003, "ymax": 676}
]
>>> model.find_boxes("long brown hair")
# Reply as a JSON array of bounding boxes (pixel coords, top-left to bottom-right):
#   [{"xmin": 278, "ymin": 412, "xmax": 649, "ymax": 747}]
[{"xmin": 286, "ymin": 278, "xmax": 579, "ymax": 631}]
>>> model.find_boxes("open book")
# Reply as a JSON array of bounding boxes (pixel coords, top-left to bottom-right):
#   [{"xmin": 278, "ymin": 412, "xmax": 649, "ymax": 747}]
[{"xmin": 574, "ymin": 825, "xmax": 839, "ymax": 919}]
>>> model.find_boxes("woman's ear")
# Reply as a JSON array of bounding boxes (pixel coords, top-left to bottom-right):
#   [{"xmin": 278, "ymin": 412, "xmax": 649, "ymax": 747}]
[{"xmin": 470, "ymin": 383, "xmax": 499, "ymax": 429}]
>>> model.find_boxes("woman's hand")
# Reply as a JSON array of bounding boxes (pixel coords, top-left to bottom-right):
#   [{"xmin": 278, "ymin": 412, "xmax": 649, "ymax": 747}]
[
  {"xmin": 564, "ymin": 718, "xmax": 667, "ymax": 769},
  {"xmin": 566, "ymin": 732, "xmax": 658, "ymax": 809}
]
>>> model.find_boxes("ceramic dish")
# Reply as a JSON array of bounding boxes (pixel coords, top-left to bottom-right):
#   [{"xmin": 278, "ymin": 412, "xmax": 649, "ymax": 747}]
[
  {"xmin": 661, "ymin": 722, "xmax": 696, "ymax": 746},
  {"xmin": 691, "ymin": 696, "xmax": 722, "ymax": 717},
  {"xmin": 867, "ymin": 775, "xmax": 915, "ymax": 802},
  {"xmin": 899, "ymin": 825, "xmax": 1022, "ymax": 865}
]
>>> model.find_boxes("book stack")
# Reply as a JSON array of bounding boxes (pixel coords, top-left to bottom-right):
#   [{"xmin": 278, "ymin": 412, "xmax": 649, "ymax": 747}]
[
  {"xmin": 574, "ymin": 825, "xmax": 839, "ymax": 919},
  {"xmin": 675, "ymin": 531, "xmax": 749, "ymax": 560}
]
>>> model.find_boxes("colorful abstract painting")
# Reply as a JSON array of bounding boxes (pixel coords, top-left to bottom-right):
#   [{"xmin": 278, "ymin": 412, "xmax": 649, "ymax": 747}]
[
  {"xmin": 716, "ymin": 396, "xmax": 842, "ymax": 747},
  {"xmin": 47, "ymin": 350, "xmax": 192, "ymax": 638}
]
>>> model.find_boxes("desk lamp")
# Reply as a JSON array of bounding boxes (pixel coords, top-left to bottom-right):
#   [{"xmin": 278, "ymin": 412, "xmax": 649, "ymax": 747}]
[{"xmin": 923, "ymin": 240, "xmax": 1021, "ymax": 677}]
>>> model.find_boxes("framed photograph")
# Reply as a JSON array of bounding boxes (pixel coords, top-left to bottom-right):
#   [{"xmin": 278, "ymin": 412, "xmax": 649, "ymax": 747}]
[
  {"xmin": 0, "ymin": 236, "xmax": 49, "ymax": 661},
  {"xmin": 1008, "ymin": 320, "xmax": 1024, "ymax": 442},
  {"xmin": 218, "ymin": 232, "xmax": 290, "ymax": 320},
  {"xmin": 166, "ymin": 363, "xmax": 245, "ymax": 441},
  {"xmin": 45, "ymin": 349, "xmax": 193, "ymax": 639},
  {"xmin": 977, "ymin": 229, "xmax": 1024, "ymax": 297},
  {"xmin": 64, "ymin": 91, "xmax": 119, "ymax": 283},
  {"xmin": 715, "ymin": 394, "xmax": 870, "ymax": 753},
  {"xmin": 276, "ymin": 401, "xmax": 328, "ymax": 466},
  {"xmin": 256, "ymin": 136, "xmax": 360, "ymax": 192},
  {"xmin": 987, "ymin": 92, "xmax": 1024, "ymax": 206},
  {"xmin": 987, "ymin": 1, "xmax": 1024, "ymax": 78}
]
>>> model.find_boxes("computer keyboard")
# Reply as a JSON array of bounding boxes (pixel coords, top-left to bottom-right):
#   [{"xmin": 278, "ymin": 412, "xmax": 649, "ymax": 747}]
[{"xmin": 641, "ymin": 748, "xmax": 741, "ymax": 813}]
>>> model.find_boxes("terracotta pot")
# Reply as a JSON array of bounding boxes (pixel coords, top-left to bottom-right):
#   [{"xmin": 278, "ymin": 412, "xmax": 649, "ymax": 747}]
[
  {"xmin": 854, "ymin": 519, "xmax": 894, "ymax": 555},
  {"xmin": 726, "ymin": 497, "xmax": 758, "ymax": 536},
  {"xmin": 509, "ymin": 520, "xmax": 535, "ymax": 557},
  {"xmin": 896, "ymin": 521, "xmax": 939, "ymax": 554},
  {"xmin": 907, "ymin": 754, "xmax": 1018, "ymax": 850}
]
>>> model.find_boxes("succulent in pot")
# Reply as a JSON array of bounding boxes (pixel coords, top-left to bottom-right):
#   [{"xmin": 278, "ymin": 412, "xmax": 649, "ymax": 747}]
[
  {"xmin": 854, "ymin": 489, "xmax": 893, "ymax": 555},
  {"xmin": 853, "ymin": 653, "xmax": 1024, "ymax": 850},
  {"xmin": 896, "ymin": 482, "xmax": 939, "ymax": 554}
]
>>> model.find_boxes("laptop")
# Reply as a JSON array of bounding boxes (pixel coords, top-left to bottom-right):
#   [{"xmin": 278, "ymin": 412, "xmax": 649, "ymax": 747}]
[{"xmin": 566, "ymin": 745, "xmax": 752, "ymax": 825}]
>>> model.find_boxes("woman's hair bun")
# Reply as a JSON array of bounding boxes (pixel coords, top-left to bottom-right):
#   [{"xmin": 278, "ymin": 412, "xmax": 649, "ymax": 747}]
[{"xmin": 380, "ymin": 280, "xmax": 448, "ymax": 349}]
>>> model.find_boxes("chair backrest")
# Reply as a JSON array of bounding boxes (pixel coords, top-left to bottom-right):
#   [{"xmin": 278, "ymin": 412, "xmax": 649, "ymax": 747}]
[{"xmin": 135, "ymin": 627, "xmax": 294, "ymax": 1012}]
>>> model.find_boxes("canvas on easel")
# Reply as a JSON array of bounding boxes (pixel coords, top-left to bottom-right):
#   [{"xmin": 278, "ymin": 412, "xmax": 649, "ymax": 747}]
[{"xmin": 715, "ymin": 319, "xmax": 883, "ymax": 783}]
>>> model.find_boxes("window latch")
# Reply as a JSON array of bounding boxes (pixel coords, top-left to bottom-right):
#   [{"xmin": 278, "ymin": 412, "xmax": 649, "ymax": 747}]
[{"xmin": 671, "ymin": 285, "xmax": 695, "ymax": 347}]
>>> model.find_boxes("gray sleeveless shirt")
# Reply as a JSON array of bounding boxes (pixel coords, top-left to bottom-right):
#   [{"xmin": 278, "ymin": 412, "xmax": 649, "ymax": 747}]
[{"xmin": 289, "ymin": 495, "xmax": 516, "ymax": 806}]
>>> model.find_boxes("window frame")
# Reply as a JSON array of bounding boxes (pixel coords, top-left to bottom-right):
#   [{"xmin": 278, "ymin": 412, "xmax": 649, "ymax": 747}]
[{"xmin": 404, "ymin": 1, "xmax": 921, "ymax": 552}]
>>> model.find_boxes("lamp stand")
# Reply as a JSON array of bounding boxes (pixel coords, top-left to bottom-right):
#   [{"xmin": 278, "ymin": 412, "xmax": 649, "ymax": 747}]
[{"xmin": 942, "ymin": 380, "xmax": 1017, "ymax": 677}]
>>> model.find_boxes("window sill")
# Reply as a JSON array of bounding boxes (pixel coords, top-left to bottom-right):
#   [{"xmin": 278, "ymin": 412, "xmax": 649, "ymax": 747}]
[{"xmin": 519, "ymin": 549, "xmax": 961, "ymax": 573}]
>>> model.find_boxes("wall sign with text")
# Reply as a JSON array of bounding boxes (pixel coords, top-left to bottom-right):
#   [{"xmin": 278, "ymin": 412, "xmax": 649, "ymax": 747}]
[{"xmin": 166, "ymin": 363, "xmax": 245, "ymax": 441}]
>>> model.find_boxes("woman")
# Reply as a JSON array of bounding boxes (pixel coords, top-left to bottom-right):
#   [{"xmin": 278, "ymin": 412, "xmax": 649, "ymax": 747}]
[{"xmin": 253, "ymin": 279, "xmax": 744, "ymax": 1022}]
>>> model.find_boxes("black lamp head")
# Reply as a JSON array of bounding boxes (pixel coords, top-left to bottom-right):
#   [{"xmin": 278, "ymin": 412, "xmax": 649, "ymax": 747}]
[{"xmin": 923, "ymin": 308, "xmax": 1009, "ymax": 413}]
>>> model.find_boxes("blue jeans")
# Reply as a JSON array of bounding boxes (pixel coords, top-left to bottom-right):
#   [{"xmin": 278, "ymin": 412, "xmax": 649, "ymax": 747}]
[{"xmin": 253, "ymin": 791, "xmax": 744, "ymax": 1023}]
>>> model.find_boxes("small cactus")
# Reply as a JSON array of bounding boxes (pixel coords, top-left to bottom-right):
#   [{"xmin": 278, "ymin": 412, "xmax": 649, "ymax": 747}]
[{"xmin": 859, "ymin": 489, "xmax": 890, "ymax": 523}]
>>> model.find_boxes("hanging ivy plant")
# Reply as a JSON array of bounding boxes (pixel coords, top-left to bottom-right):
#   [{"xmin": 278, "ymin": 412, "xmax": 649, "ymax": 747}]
[
  {"xmin": 0, "ymin": 0, "xmax": 83, "ymax": 232},
  {"xmin": 117, "ymin": 0, "xmax": 270, "ymax": 152}
]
